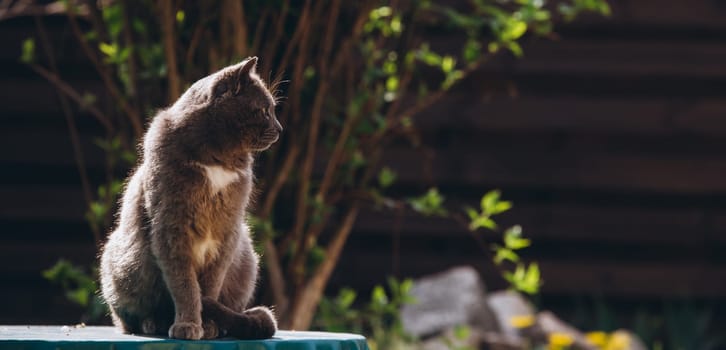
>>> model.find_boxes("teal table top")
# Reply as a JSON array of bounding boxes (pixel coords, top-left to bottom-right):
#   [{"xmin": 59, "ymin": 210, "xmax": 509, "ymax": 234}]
[{"xmin": 0, "ymin": 326, "xmax": 369, "ymax": 350}]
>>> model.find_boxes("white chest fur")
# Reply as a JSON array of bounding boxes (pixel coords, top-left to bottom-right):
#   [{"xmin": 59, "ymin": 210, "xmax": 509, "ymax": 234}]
[
  {"xmin": 193, "ymin": 235, "xmax": 220, "ymax": 266},
  {"xmin": 198, "ymin": 164, "xmax": 245, "ymax": 194}
]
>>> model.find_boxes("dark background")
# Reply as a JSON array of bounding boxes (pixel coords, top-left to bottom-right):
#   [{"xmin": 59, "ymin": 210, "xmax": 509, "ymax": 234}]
[{"xmin": 1, "ymin": 0, "xmax": 725, "ymax": 330}]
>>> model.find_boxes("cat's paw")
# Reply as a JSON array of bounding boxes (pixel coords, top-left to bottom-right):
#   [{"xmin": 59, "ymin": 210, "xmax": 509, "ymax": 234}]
[
  {"xmin": 168, "ymin": 322, "xmax": 203, "ymax": 340},
  {"xmin": 201, "ymin": 319, "xmax": 220, "ymax": 339},
  {"xmin": 141, "ymin": 319, "xmax": 157, "ymax": 335},
  {"xmin": 244, "ymin": 306, "xmax": 277, "ymax": 339}
]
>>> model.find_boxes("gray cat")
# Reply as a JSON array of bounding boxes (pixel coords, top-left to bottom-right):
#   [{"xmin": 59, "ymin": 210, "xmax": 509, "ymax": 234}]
[{"xmin": 100, "ymin": 57, "xmax": 281, "ymax": 340}]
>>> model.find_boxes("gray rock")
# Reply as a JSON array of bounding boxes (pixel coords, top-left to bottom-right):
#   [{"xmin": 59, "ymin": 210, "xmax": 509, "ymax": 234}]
[
  {"xmin": 419, "ymin": 328, "xmax": 481, "ymax": 350},
  {"xmin": 400, "ymin": 266, "xmax": 498, "ymax": 338},
  {"xmin": 486, "ymin": 290, "xmax": 535, "ymax": 339}
]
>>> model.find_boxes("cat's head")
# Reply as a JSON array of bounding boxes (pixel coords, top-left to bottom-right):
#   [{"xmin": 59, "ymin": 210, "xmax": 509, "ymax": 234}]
[{"xmin": 173, "ymin": 57, "xmax": 283, "ymax": 152}]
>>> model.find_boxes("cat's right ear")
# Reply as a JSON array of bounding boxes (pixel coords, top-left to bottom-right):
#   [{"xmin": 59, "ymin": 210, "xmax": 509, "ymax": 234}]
[
  {"xmin": 238, "ymin": 57, "xmax": 258, "ymax": 77},
  {"xmin": 233, "ymin": 57, "xmax": 258, "ymax": 94}
]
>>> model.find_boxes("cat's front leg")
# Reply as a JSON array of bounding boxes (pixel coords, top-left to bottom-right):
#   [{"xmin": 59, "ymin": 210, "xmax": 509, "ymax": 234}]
[
  {"xmin": 198, "ymin": 244, "xmax": 234, "ymax": 301},
  {"xmin": 151, "ymin": 227, "xmax": 204, "ymax": 340},
  {"xmin": 198, "ymin": 250, "xmax": 234, "ymax": 339}
]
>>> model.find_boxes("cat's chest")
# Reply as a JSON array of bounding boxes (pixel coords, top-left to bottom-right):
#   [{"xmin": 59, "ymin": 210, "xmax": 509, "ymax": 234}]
[
  {"xmin": 196, "ymin": 163, "xmax": 250, "ymax": 195},
  {"xmin": 192, "ymin": 235, "xmax": 221, "ymax": 267}
]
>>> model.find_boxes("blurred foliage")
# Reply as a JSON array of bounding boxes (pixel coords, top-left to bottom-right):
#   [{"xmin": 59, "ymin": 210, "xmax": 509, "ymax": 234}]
[
  {"xmin": 314, "ymin": 277, "xmax": 417, "ymax": 350},
  {"xmin": 42, "ymin": 260, "xmax": 106, "ymax": 323},
  {"xmin": 17, "ymin": 0, "xmax": 609, "ymax": 328},
  {"xmin": 570, "ymin": 298, "xmax": 723, "ymax": 350}
]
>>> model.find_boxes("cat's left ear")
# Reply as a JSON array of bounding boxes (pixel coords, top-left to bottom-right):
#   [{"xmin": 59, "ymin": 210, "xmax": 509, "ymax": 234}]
[
  {"xmin": 234, "ymin": 57, "xmax": 258, "ymax": 93},
  {"xmin": 238, "ymin": 57, "xmax": 258, "ymax": 77}
]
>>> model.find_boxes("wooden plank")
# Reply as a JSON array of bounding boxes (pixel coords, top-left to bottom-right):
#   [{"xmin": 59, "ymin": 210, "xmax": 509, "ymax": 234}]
[
  {"xmin": 383, "ymin": 147, "xmax": 726, "ymax": 194},
  {"xmin": 0, "ymin": 78, "xmax": 107, "ymax": 115},
  {"xmin": 607, "ymin": 0, "xmax": 726, "ymax": 28},
  {"xmin": 413, "ymin": 95, "xmax": 726, "ymax": 135},
  {"xmin": 0, "ymin": 128, "xmax": 106, "ymax": 167},
  {"xmin": 0, "ymin": 186, "xmax": 86, "ymax": 221},
  {"xmin": 514, "ymin": 39, "xmax": 726, "ymax": 77}
]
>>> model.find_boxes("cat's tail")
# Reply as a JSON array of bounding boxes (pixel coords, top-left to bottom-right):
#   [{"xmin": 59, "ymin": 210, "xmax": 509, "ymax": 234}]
[{"xmin": 201, "ymin": 296, "xmax": 277, "ymax": 339}]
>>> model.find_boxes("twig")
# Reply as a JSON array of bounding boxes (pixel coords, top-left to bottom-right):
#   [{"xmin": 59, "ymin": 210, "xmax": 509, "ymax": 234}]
[
  {"xmin": 33, "ymin": 16, "xmax": 100, "ymax": 245},
  {"xmin": 121, "ymin": 2, "xmax": 139, "ymax": 105},
  {"xmin": 288, "ymin": 204, "xmax": 360, "ymax": 330},
  {"xmin": 263, "ymin": 240, "xmax": 289, "ymax": 317},
  {"xmin": 28, "ymin": 65, "xmax": 113, "ymax": 133},
  {"xmin": 65, "ymin": 7, "xmax": 144, "ymax": 137},
  {"xmin": 0, "ymin": 0, "xmax": 88, "ymax": 21},
  {"xmin": 260, "ymin": 145, "xmax": 300, "ymax": 218},
  {"xmin": 249, "ymin": 7, "xmax": 269, "ymax": 59},
  {"xmin": 81, "ymin": 0, "xmax": 109, "ymax": 44},
  {"xmin": 158, "ymin": 0, "xmax": 181, "ymax": 103}
]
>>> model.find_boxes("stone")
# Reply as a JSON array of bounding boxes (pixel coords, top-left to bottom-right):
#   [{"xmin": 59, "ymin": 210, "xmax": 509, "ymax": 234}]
[
  {"xmin": 400, "ymin": 266, "xmax": 498, "ymax": 338},
  {"xmin": 419, "ymin": 327, "xmax": 482, "ymax": 350},
  {"xmin": 486, "ymin": 290, "xmax": 535, "ymax": 339}
]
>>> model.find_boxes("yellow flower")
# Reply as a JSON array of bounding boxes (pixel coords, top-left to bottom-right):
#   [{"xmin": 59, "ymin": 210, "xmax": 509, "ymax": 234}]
[
  {"xmin": 509, "ymin": 314, "xmax": 535, "ymax": 328},
  {"xmin": 548, "ymin": 332, "xmax": 574, "ymax": 350},
  {"xmin": 604, "ymin": 331, "xmax": 631, "ymax": 350},
  {"xmin": 585, "ymin": 331, "xmax": 609, "ymax": 347}
]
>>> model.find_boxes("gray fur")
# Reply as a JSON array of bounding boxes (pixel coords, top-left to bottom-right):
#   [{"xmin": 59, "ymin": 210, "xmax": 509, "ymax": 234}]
[{"xmin": 100, "ymin": 57, "xmax": 281, "ymax": 340}]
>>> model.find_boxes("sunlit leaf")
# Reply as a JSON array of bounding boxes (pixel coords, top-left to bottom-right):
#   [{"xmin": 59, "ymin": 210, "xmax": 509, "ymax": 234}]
[
  {"xmin": 20, "ymin": 38, "xmax": 35, "ymax": 63},
  {"xmin": 378, "ymin": 167, "xmax": 397, "ymax": 188},
  {"xmin": 481, "ymin": 190, "xmax": 501, "ymax": 213}
]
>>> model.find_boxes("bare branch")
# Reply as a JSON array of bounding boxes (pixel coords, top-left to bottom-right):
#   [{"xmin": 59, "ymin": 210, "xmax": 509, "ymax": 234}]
[
  {"xmin": 158, "ymin": 0, "xmax": 181, "ymax": 103},
  {"xmin": 28, "ymin": 64, "xmax": 114, "ymax": 133},
  {"xmin": 288, "ymin": 204, "xmax": 360, "ymax": 330},
  {"xmin": 33, "ymin": 16, "xmax": 100, "ymax": 245},
  {"xmin": 0, "ymin": 0, "xmax": 88, "ymax": 21},
  {"xmin": 263, "ymin": 240, "xmax": 289, "ymax": 317},
  {"xmin": 65, "ymin": 7, "xmax": 144, "ymax": 137}
]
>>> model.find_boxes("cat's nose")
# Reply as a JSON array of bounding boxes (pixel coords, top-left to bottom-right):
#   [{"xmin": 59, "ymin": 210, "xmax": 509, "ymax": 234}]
[{"xmin": 273, "ymin": 118, "xmax": 283, "ymax": 133}]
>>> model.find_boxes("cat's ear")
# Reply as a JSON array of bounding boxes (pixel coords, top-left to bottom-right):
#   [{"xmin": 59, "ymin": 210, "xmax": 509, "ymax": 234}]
[
  {"xmin": 233, "ymin": 57, "xmax": 258, "ymax": 94},
  {"xmin": 238, "ymin": 57, "xmax": 258, "ymax": 77}
]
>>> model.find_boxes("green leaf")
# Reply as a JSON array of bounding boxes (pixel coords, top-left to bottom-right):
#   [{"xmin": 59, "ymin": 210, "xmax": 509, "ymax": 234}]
[
  {"xmin": 385, "ymin": 76, "xmax": 399, "ymax": 92},
  {"xmin": 504, "ymin": 225, "xmax": 530, "ymax": 250},
  {"xmin": 370, "ymin": 6, "xmax": 392, "ymax": 20},
  {"xmin": 463, "ymin": 39, "xmax": 482, "ymax": 64},
  {"xmin": 453, "ymin": 325, "xmax": 470, "ymax": 340},
  {"xmin": 470, "ymin": 216, "xmax": 496, "ymax": 231},
  {"xmin": 66, "ymin": 288, "xmax": 90, "ymax": 306},
  {"xmin": 481, "ymin": 190, "xmax": 501, "ymax": 214},
  {"xmin": 501, "ymin": 18, "xmax": 527, "ymax": 41},
  {"xmin": 442, "ymin": 69, "xmax": 464, "ymax": 90},
  {"xmin": 441, "ymin": 56, "xmax": 455, "ymax": 73},
  {"xmin": 337, "ymin": 288, "xmax": 357, "ymax": 309},
  {"xmin": 89, "ymin": 201, "xmax": 107, "ymax": 218},
  {"xmin": 371, "ymin": 285, "xmax": 389, "ymax": 306},
  {"xmin": 506, "ymin": 41, "xmax": 524, "ymax": 57},
  {"xmin": 493, "ymin": 246, "xmax": 519, "ymax": 264},
  {"xmin": 505, "ymin": 262, "xmax": 541, "ymax": 295},
  {"xmin": 378, "ymin": 167, "xmax": 397, "ymax": 188},
  {"xmin": 99, "ymin": 42, "xmax": 117, "ymax": 58},
  {"xmin": 20, "ymin": 38, "xmax": 35, "ymax": 63},
  {"xmin": 408, "ymin": 188, "xmax": 447, "ymax": 217},
  {"xmin": 464, "ymin": 206, "xmax": 479, "ymax": 221},
  {"xmin": 492, "ymin": 201, "xmax": 512, "ymax": 214},
  {"xmin": 390, "ymin": 15, "xmax": 402, "ymax": 34}
]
